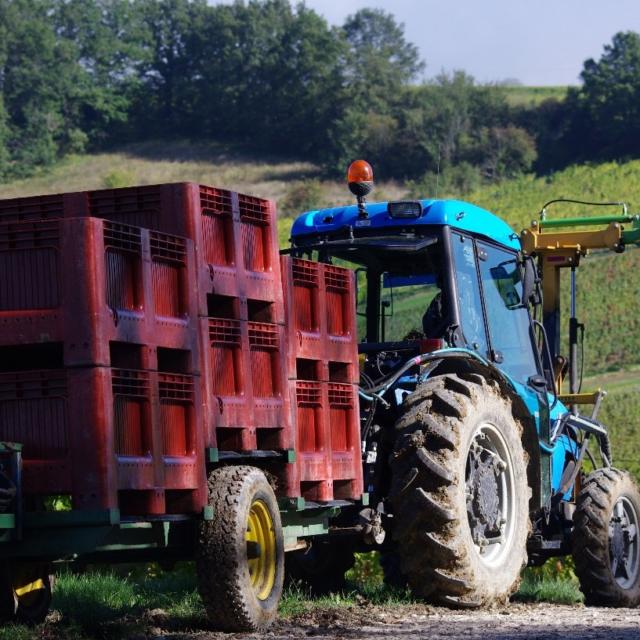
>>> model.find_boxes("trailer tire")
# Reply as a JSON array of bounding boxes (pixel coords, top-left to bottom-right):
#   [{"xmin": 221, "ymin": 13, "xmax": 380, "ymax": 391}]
[
  {"xmin": 196, "ymin": 466, "xmax": 284, "ymax": 631},
  {"xmin": 573, "ymin": 468, "xmax": 640, "ymax": 606},
  {"xmin": 285, "ymin": 540, "xmax": 355, "ymax": 595},
  {"xmin": 0, "ymin": 563, "xmax": 53, "ymax": 624},
  {"xmin": 390, "ymin": 373, "xmax": 530, "ymax": 607}
]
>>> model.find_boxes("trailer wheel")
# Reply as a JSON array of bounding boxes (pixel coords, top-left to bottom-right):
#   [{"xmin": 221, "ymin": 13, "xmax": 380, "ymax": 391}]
[
  {"xmin": 390, "ymin": 373, "xmax": 530, "ymax": 607},
  {"xmin": 196, "ymin": 466, "xmax": 284, "ymax": 631},
  {"xmin": 0, "ymin": 563, "xmax": 52, "ymax": 624},
  {"xmin": 573, "ymin": 468, "xmax": 640, "ymax": 606},
  {"xmin": 285, "ymin": 540, "xmax": 355, "ymax": 595}
]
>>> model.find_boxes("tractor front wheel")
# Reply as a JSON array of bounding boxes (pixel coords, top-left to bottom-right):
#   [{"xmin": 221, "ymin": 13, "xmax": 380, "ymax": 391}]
[
  {"xmin": 196, "ymin": 466, "xmax": 284, "ymax": 631},
  {"xmin": 573, "ymin": 468, "xmax": 640, "ymax": 606}
]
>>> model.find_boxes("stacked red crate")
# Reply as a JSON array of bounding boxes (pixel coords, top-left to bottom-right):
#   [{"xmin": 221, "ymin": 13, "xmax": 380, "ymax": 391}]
[
  {"xmin": 281, "ymin": 256, "xmax": 362, "ymax": 501},
  {"xmin": 0, "ymin": 217, "xmax": 199, "ymax": 367},
  {"xmin": 0, "ymin": 184, "xmax": 290, "ymax": 458},
  {"xmin": 0, "ymin": 216, "xmax": 206, "ymax": 515},
  {"xmin": 0, "ymin": 184, "xmax": 284, "ymax": 320},
  {"xmin": 191, "ymin": 185, "xmax": 290, "ymax": 454}
]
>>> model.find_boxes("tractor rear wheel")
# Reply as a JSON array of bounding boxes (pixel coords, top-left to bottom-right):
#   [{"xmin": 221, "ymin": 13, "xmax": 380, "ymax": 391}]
[
  {"xmin": 573, "ymin": 468, "xmax": 640, "ymax": 606},
  {"xmin": 196, "ymin": 466, "xmax": 284, "ymax": 631},
  {"xmin": 390, "ymin": 373, "xmax": 530, "ymax": 607}
]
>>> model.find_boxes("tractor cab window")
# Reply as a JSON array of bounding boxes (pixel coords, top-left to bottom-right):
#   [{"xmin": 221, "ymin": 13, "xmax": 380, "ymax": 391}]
[
  {"xmin": 477, "ymin": 241, "xmax": 539, "ymax": 383},
  {"xmin": 451, "ymin": 233, "xmax": 488, "ymax": 355},
  {"xmin": 380, "ymin": 273, "xmax": 443, "ymax": 341}
]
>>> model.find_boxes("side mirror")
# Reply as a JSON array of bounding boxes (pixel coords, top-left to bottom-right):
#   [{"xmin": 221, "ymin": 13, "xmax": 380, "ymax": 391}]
[{"xmin": 522, "ymin": 256, "xmax": 541, "ymax": 306}]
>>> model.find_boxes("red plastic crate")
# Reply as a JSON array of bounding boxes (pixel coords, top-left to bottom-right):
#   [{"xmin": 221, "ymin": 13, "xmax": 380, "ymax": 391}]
[
  {"xmin": 288, "ymin": 380, "xmax": 363, "ymax": 502},
  {"xmin": 0, "ymin": 367, "xmax": 206, "ymax": 515},
  {"xmin": 328, "ymin": 383, "xmax": 363, "ymax": 499},
  {"xmin": 200, "ymin": 317, "xmax": 292, "ymax": 453},
  {"xmin": 281, "ymin": 256, "xmax": 359, "ymax": 382},
  {"xmin": 0, "ymin": 218, "xmax": 199, "ymax": 370},
  {"xmin": 0, "ymin": 183, "xmax": 285, "ymax": 320}
]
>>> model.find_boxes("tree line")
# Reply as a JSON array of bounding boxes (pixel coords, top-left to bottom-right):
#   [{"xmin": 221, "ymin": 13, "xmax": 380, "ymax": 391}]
[{"xmin": 0, "ymin": 0, "xmax": 639, "ymax": 186}]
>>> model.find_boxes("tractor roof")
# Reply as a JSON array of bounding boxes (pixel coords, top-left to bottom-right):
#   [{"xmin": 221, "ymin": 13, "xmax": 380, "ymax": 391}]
[{"xmin": 290, "ymin": 199, "xmax": 520, "ymax": 251}]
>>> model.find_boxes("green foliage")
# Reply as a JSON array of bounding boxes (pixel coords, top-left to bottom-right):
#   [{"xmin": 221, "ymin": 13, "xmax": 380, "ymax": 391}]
[
  {"xmin": 44, "ymin": 495, "xmax": 72, "ymax": 511},
  {"xmin": 102, "ymin": 169, "xmax": 135, "ymax": 189},
  {"xmin": 0, "ymin": 1, "xmax": 638, "ymax": 182},
  {"xmin": 516, "ymin": 573, "xmax": 583, "ymax": 605},
  {"xmin": 346, "ymin": 551, "xmax": 384, "ymax": 588},
  {"xmin": 503, "ymin": 85, "xmax": 569, "ymax": 107},
  {"xmin": 576, "ymin": 32, "xmax": 640, "ymax": 160},
  {"xmin": 52, "ymin": 564, "xmax": 203, "ymax": 634},
  {"xmin": 279, "ymin": 179, "xmax": 326, "ymax": 217}
]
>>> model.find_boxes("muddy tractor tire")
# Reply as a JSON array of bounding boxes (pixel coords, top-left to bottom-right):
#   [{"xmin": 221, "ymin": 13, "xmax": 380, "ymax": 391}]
[
  {"xmin": 573, "ymin": 468, "xmax": 640, "ymax": 607},
  {"xmin": 285, "ymin": 540, "xmax": 355, "ymax": 595},
  {"xmin": 390, "ymin": 373, "xmax": 530, "ymax": 607},
  {"xmin": 0, "ymin": 563, "xmax": 53, "ymax": 624},
  {"xmin": 196, "ymin": 466, "xmax": 284, "ymax": 631}
]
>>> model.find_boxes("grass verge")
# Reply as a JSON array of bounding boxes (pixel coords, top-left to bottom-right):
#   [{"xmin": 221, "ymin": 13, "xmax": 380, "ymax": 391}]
[{"xmin": 0, "ymin": 555, "xmax": 585, "ymax": 639}]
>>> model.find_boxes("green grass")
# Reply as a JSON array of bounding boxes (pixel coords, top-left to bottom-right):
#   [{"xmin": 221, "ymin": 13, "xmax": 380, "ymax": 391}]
[
  {"xmin": 0, "ymin": 139, "xmax": 407, "ymax": 220},
  {"xmin": 516, "ymin": 574, "xmax": 583, "ymax": 605},
  {"xmin": 0, "ymin": 555, "xmax": 586, "ymax": 639},
  {"xmin": 48, "ymin": 564, "xmax": 205, "ymax": 637}
]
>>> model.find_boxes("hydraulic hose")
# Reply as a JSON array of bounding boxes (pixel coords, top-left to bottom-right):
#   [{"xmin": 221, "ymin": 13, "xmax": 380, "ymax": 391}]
[{"xmin": 363, "ymin": 349, "xmax": 484, "ymax": 396}]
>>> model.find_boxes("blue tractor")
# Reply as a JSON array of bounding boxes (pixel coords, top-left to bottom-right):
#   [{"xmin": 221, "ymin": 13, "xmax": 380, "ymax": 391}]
[{"xmin": 286, "ymin": 160, "xmax": 640, "ymax": 607}]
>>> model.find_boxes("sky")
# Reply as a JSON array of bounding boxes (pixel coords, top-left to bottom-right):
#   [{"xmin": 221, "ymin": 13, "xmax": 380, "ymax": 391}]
[{"xmin": 214, "ymin": 0, "xmax": 640, "ymax": 85}]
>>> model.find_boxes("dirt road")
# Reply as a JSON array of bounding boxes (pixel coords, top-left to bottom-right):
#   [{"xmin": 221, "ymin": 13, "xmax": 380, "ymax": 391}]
[{"xmin": 171, "ymin": 603, "xmax": 639, "ymax": 640}]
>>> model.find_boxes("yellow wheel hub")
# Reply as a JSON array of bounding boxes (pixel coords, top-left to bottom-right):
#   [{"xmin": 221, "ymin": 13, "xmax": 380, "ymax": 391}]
[{"xmin": 246, "ymin": 499, "xmax": 276, "ymax": 600}]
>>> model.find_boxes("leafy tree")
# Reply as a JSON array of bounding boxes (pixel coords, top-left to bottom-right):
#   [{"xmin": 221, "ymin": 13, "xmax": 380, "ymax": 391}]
[
  {"xmin": 133, "ymin": 0, "xmax": 208, "ymax": 134},
  {"xmin": 51, "ymin": 0, "xmax": 147, "ymax": 143},
  {"xmin": 211, "ymin": 0, "xmax": 345, "ymax": 154},
  {"xmin": 554, "ymin": 31, "xmax": 640, "ymax": 167},
  {"xmin": 321, "ymin": 8, "xmax": 423, "ymax": 174},
  {"xmin": 577, "ymin": 31, "xmax": 640, "ymax": 159},
  {"xmin": 474, "ymin": 125, "xmax": 538, "ymax": 180},
  {"xmin": 342, "ymin": 8, "xmax": 423, "ymax": 112}
]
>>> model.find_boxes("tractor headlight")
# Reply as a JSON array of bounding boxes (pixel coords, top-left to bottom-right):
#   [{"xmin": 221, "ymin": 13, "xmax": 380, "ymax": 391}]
[{"xmin": 388, "ymin": 201, "xmax": 423, "ymax": 218}]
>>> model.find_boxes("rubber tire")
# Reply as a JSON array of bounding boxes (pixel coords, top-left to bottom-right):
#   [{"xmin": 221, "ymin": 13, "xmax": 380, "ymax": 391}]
[
  {"xmin": 390, "ymin": 373, "xmax": 530, "ymax": 607},
  {"xmin": 196, "ymin": 466, "xmax": 285, "ymax": 631},
  {"xmin": 0, "ymin": 563, "xmax": 53, "ymax": 625},
  {"xmin": 285, "ymin": 540, "xmax": 355, "ymax": 595},
  {"xmin": 573, "ymin": 467, "xmax": 640, "ymax": 606}
]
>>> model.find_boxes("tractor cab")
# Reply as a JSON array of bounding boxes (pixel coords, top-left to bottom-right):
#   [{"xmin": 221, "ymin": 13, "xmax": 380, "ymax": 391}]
[{"xmin": 288, "ymin": 165, "xmax": 545, "ymax": 395}]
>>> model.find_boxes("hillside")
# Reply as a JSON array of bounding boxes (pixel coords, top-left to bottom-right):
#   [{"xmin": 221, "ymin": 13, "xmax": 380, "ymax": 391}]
[
  {"xmin": 0, "ymin": 143, "xmax": 638, "ymax": 476},
  {"xmin": 1, "ymin": 143, "xmax": 639, "ymax": 378}
]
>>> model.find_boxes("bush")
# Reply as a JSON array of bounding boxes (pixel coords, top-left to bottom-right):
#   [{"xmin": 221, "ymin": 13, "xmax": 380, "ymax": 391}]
[{"xmin": 279, "ymin": 179, "xmax": 326, "ymax": 217}]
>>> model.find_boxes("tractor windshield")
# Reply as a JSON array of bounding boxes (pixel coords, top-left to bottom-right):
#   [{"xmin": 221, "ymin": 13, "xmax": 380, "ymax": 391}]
[{"xmin": 303, "ymin": 230, "xmax": 447, "ymax": 344}]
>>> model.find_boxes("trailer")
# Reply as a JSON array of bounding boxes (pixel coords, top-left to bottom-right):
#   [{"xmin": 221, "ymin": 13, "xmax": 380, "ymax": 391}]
[{"xmin": 0, "ymin": 183, "xmax": 363, "ymax": 630}]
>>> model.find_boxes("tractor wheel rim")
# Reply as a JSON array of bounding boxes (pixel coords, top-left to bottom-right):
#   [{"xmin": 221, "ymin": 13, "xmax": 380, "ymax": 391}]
[
  {"xmin": 465, "ymin": 421, "xmax": 516, "ymax": 567},
  {"xmin": 246, "ymin": 499, "xmax": 276, "ymax": 600},
  {"xmin": 609, "ymin": 495, "xmax": 640, "ymax": 590}
]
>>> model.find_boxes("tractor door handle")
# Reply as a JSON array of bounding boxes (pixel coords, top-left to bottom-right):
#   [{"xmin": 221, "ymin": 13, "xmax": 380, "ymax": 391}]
[{"xmin": 528, "ymin": 374, "xmax": 548, "ymax": 391}]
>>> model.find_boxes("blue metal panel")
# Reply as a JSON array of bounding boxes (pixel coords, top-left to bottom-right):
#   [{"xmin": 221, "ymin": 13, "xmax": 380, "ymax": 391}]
[
  {"xmin": 291, "ymin": 199, "xmax": 521, "ymax": 251},
  {"xmin": 551, "ymin": 434, "xmax": 579, "ymax": 497}
]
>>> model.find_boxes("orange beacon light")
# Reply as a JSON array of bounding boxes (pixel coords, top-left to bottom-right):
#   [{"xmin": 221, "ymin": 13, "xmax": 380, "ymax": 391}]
[{"xmin": 347, "ymin": 160, "xmax": 374, "ymax": 218}]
